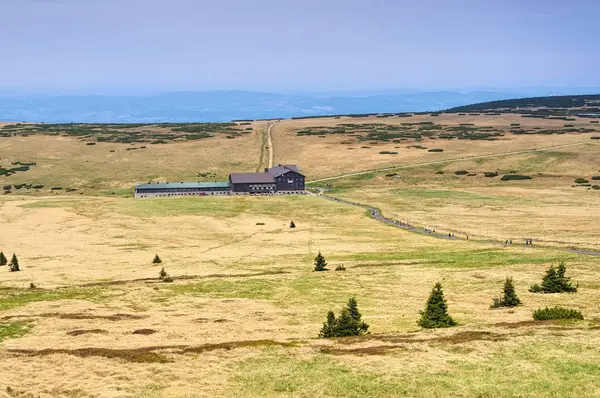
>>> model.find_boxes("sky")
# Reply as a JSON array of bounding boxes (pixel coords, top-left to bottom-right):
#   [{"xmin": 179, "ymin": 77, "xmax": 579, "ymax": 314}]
[{"xmin": 2, "ymin": 0, "xmax": 600, "ymax": 93}]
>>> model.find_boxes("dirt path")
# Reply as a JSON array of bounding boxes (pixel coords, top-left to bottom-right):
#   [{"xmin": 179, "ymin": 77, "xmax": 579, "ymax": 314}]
[
  {"xmin": 314, "ymin": 190, "xmax": 600, "ymax": 257},
  {"xmin": 256, "ymin": 121, "xmax": 277, "ymax": 172},
  {"xmin": 308, "ymin": 141, "xmax": 591, "ymax": 184},
  {"xmin": 266, "ymin": 121, "xmax": 276, "ymax": 168}
]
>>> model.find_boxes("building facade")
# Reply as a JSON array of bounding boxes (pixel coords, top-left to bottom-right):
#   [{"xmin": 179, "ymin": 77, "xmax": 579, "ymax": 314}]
[{"xmin": 134, "ymin": 164, "xmax": 305, "ymax": 198}]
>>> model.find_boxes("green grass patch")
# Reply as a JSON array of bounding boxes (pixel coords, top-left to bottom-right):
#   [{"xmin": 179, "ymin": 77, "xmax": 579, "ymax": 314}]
[
  {"xmin": 0, "ymin": 287, "xmax": 111, "ymax": 312},
  {"xmin": 0, "ymin": 320, "xmax": 33, "ymax": 342}
]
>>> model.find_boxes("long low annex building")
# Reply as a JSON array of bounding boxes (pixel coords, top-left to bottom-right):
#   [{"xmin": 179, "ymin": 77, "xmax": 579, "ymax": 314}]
[{"xmin": 134, "ymin": 164, "xmax": 305, "ymax": 198}]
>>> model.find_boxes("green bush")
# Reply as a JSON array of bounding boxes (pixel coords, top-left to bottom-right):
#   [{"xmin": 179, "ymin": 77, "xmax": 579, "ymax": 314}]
[
  {"xmin": 500, "ymin": 175, "xmax": 532, "ymax": 181},
  {"xmin": 436, "ymin": 171, "xmax": 445, "ymax": 175},
  {"xmin": 0, "ymin": 252, "xmax": 7, "ymax": 266},
  {"xmin": 491, "ymin": 277, "xmax": 521, "ymax": 308},
  {"xmin": 455, "ymin": 170, "xmax": 469, "ymax": 175},
  {"xmin": 484, "ymin": 172, "xmax": 499, "ymax": 178},
  {"xmin": 530, "ymin": 262, "xmax": 577, "ymax": 293},
  {"xmin": 591, "ymin": 176, "xmax": 600, "ymax": 180},
  {"xmin": 533, "ymin": 307, "xmax": 583, "ymax": 321},
  {"xmin": 152, "ymin": 255, "xmax": 162, "ymax": 264},
  {"xmin": 418, "ymin": 282, "xmax": 456, "ymax": 329},
  {"xmin": 592, "ymin": 185, "xmax": 600, "ymax": 190},
  {"xmin": 314, "ymin": 252, "xmax": 328, "ymax": 272},
  {"xmin": 9, "ymin": 254, "xmax": 20, "ymax": 272},
  {"xmin": 319, "ymin": 297, "xmax": 369, "ymax": 338},
  {"xmin": 575, "ymin": 178, "xmax": 589, "ymax": 184},
  {"xmin": 335, "ymin": 265, "xmax": 346, "ymax": 271},
  {"xmin": 428, "ymin": 148, "xmax": 443, "ymax": 152}
]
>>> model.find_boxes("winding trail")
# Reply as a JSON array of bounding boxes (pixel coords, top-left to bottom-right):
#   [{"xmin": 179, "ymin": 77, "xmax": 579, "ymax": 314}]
[
  {"xmin": 308, "ymin": 141, "xmax": 590, "ymax": 184},
  {"xmin": 313, "ymin": 190, "xmax": 600, "ymax": 257}
]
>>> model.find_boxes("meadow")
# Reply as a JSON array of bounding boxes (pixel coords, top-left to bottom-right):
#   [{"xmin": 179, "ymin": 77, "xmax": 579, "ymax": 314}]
[{"xmin": 1, "ymin": 111, "xmax": 600, "ymax": 397}]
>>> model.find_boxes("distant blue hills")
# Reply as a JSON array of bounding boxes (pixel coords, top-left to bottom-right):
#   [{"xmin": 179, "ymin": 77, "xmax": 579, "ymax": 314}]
[{"xmin": 0, "ymin": 89, "xmax": 597, "ymax": 123}]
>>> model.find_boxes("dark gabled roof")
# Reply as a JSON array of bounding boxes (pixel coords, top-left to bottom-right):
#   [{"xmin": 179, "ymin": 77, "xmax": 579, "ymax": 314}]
[
  {"xmin": 229, "ymin": 173, "xmax": 275, "ymax": 184},
  {"xmin": 268, "ymin": 164, "xmax": 303, "ymax": 177},
  {"xmin": 135, "ymin": 181, "xmax": 230, "ymax": 190}
]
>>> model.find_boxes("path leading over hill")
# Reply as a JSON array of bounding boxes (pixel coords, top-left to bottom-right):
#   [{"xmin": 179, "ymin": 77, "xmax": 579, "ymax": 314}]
[{"xmin": 308, "ymin": 141, "xmax": 590, "ymax": 184}]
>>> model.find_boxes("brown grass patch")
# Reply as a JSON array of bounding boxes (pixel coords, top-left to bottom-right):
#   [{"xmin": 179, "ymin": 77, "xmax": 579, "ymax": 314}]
[
  {"xmin": 319, "ymin": 344, "xmax": 404, "ymax": 356},
  {"xmin": 1, "ymin": 313, "xmax": 148, "ymax": 321},
  {"xmin": 7, "ymin": 339, "xmax": 295, "ymax": 363},
  {"xmin": 66, "ymin": 329, "xmax": 108, "ymax": 336},
  {"xmin": 132, "ymin": 328, "xmax": 157, "ymax": 335}
]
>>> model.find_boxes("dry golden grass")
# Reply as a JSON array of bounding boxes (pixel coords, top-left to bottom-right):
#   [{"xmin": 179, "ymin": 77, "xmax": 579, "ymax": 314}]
[
  {"xmin": 273, "ymin": 113, "xmax": 597, "ymax": 180},
  {"xmin": 0, "ymin": 121, "xmax": 269, "ymax": 194},
  {"xmin": 1, "ymin": 114, "xmax": 600, "ymax": 397}
]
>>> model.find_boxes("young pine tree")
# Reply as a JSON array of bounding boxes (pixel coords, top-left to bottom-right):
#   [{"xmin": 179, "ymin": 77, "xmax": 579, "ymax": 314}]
[
  {"xmin": 9, "ymin": 253, "xmax": 20, "ymax": 272},
  {"xmin": 152, "ymin": 254, "xmax": 162, "ymax": 264},
  {"xmin": 159, "ymin": 267, "xmax": 167, "ymax": 280},
  {"xmin": 530, "ymin": 262, "xmax": 577, "ymax": 293},
  {"xmin": 313, "ymin": 252, "xmax": 328, "ymax": 272},
  {"xmin": 290, "ymin": 220, "xmax": 296, "ymax": 228},
  {"xmin": 418, "ymin": 282, "xmax": 456, "ymax": 329},
  {"xmin": 491, "ymin": 277, "xmax": 521, "ymax": 308},
  {"xmin": 556, "ymin": 262, "xmax": 577, "ymax": 293},
  {"xmin": 0, "ymin": 251, "xmax": 7, "ymax": 266},
  {"xmin": 319, "ymin": 311, "xmax": 337, "ymax": 338}
]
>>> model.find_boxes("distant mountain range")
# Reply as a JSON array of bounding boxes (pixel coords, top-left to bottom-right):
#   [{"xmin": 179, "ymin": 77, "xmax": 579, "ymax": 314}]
[{"xmin": 0, "ymin": 90, "xmax": 598, "ymax": 123}]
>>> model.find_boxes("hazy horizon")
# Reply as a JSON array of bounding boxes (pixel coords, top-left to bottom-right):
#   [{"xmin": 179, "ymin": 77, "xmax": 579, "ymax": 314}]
[{"xmin": 3, "ymin": 0, "xmax": 600, "ymax": 93}]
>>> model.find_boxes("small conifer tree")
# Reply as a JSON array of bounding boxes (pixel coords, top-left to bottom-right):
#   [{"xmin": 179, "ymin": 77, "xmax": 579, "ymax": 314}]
[
  {"xmin": 491, "ymin": 277, "xmax": 521, "ymax": 308},
  {"xmin": 0, "ymin": 251, "xmax": 7, "ymax": 266},
  {"xmin": 152, "ymin": 254, "xmax": 162, "ymax": 264},
  {"xmin": 159, "ymin": 267, "xmax": 167, "ymax": 280},
  {"xmin": 290, "ymin": 221, "xmax": 296, "ymax": 228},
  {"xmin": 418, "ymin": 282, "xmax": 456, "ymax": 328},
  {"xmin": 313, "ymin": 252, "xmax": 328, "ymax": 272},
  {"xmin": 530, "ymin": 262, "xmax": 577, "ymax": 293},
  {"xmin": 9, "ymin": 253, "xmax": 20, "ymax": 272},
  {"xmin": 319, "ymin": 311, "xmax": 337, "ymax": 338},
  {"xmin": 318, "ymin": 297, "xmax": 369, "ymax": 338}
]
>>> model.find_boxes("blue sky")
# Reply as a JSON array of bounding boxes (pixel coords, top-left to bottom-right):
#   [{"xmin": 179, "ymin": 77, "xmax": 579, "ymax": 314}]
[{"xmin": 2, "ymin": 0, "xmax": 599, "ymax": 93}]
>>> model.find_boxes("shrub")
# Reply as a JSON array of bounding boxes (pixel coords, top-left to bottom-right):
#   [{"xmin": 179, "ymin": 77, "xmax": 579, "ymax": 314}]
[
  {"xmin": 533, "ymin": 307, "xmax": 583, "ymax": 321},
  {"xmin": 593, "ymin": 185, "xmax": 600, "ymax": 190},
  {"xmin": 428, "ymin": 148, "xmax": 444, "ymax": 152},
  {"xmin": 0, "ymin": 252, "xmax": 6, "ymax": 266},
  {"xmin": 592, "ymin": 176, "xmax": 600, "ymax": 180},
  {"xmin": 484, "ymin": 172, "xmax": 499, "ymax": 178},
  {"xmin": 335, "ymin": 265, "xmax": 346, "ymax": 271},
  {"xmin": 2, "ymin": 185, "xmax": 11, "ymax": 191},
  {"xmin": 314, "ymin": 252, "xmax": 328, "ymax": 272},
  {"xmin": 436, "ymin": 171, "xmax": 445, "ymax": 175},
  {"xmin": 290, "ymin": 221, "xmax": 296, "ymax": 228},
  {"xmin": 575, "ymin": 178, "xmax": 589, "ymax": 184},
  {"xmin": 32, "ymin": 185, "xmax": 44, "ymax": 189},
  {"xmin": 162, "ymin": 275, "xmax": 173, "ymax": 283},
  {"xmin": 319, "ymin": 297, "xmax": 369, "ymax": 338},
  {"xmin": 51, "ymin": 187, "xmax": 63, "ymax": 190},
  {"xmin": 500, "ymin": 174, "xmax": 532, "ymax": 181},
  {"xmin": 491, "ymin": 277, "xmax": 521, "ymax": 308},
  {"xmin": 9, "ymin": 253, "xmax": 20, "ymax": 272},
  {"xmin": 530, "ymin": 262, "xmax": 577, "ymax": 293},
  {"xmin": 159, "ymin": 267, "xmax": 168, "ymax": 280},
  {"xmin": 455, "ymin": 170, "xmax": 469, "ymax": 175},
  {"xmin": 152, "ymin": 255, "xmax": 162, "ymax": 264},
  {"xmin": 86, "ymin": 142, "xmax": 96, "ymax": 146},
  {"xmin": 418, "ymin": 282, "xmax": 456, "ymax": 328}
]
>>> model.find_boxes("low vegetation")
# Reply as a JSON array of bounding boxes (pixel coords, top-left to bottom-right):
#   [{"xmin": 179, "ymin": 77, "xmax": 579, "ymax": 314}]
[{"xmin": 533, "ymin": 307, "xmax": 584, "ymax": 321}]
